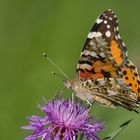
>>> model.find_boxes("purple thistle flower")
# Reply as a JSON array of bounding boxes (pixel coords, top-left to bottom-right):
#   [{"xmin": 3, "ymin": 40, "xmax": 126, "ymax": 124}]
[{"xmin": 22, "ymin": 96, "xmax": 103, "ymax": 140}]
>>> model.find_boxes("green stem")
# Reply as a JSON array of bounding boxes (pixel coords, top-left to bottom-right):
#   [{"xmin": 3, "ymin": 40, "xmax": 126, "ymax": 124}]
[{"xmin": 103, "ymin": 119, "xmax": 133, "ymax": 140}]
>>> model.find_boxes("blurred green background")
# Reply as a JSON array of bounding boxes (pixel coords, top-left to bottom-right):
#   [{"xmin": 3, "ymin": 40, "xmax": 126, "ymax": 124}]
[{"xmin": 1, "ymin": 0, "xmax": 140, "ymax": 139}]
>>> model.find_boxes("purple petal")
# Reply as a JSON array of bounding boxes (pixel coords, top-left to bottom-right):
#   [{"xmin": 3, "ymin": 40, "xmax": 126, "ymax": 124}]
[{"xmin": 22, "ymin": 94, "xmax": 103, "ymax": 140}]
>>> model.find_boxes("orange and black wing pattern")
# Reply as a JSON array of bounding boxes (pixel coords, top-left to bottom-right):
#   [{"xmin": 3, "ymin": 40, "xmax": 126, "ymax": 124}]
[
  {"xmin": 76, "ymin": 9, "xmax": 127, "ymax": 80},
  {"xmin": 119, "ymin": 60, "xmax": 140, "ymax": 100},
  {"xmin": 76, "ymin": 9, "xmax": 140, "ymax": 100}
]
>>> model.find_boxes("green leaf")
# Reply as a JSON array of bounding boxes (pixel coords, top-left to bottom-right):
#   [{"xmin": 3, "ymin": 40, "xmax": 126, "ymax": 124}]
[{"xmin": 103, "ymin": 119, "xmax": 133, "ymax": 140}]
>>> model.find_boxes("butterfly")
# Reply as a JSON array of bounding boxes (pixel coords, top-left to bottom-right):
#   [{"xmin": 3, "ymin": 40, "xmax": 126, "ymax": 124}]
[{"xmin": 64, "ymin": 9, "xmax": 140, "ymax": 113}]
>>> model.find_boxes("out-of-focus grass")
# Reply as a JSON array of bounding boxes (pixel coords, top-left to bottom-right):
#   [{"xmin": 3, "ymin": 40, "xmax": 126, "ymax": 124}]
[{"xmin": 0, "ymin": 0, "xmax": 140, "ymax": 139}]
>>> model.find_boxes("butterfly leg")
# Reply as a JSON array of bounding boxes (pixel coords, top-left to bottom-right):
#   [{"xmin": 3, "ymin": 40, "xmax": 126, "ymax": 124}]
[
  {"xmin": 82, "ymin": 91, "xmax": 94, "ymax": 106},
  {"xmin": 86, "ymin": 99, "xmax": 92, "ymax": 106},
  {"xmin": 87, "ymin": 100, "xmax": 95, "ymax": 111},
  {"xmin": 71, "ymin": 92, "xmax": 75, "ymax": 103}
]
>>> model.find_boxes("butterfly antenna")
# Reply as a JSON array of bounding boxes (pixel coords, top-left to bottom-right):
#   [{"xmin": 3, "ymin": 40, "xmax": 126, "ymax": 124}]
[
  {"xmin": 43, "ymin": 53, "xmax": 69, "ymax": 79},
  {"xmin": 52, "ymin": 71, "xmax": 66, "ymax": 79}
]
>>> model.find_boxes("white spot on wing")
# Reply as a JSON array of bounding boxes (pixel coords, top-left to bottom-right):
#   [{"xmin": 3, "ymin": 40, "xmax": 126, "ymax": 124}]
[
  {"xmin": 115, "ymin": 35, "xmax": 118, "ymax": 39},
  {"xmin": 76, "ymin": 63, "xmax": 80, "ymax": 69},
  {"xmin": 96, "ymin": 32, "xmax": 102, "ymax": 37},
  {"xmin": 96, "ymin": 18, "xmax": 103, "ymax": 24},
  {"xmin": 90, "ymin": 51, "xmax": 98, "ymax": 57},
  {"xmin": 118, "ymin": 34, "xmax": 121, "ymax": 39},
  {"xmin": 114, "ymin": 27, "xmax": 116, "ymax": 31},
  {"xmin": 79, "ymin": 63, "xmax": 92, "ymax": 70},
  {"xmin": 87, "ymin": 32, "xmax": 96, "ymax": 39},
  {"xmin": 122, "ymin": 42, "xmax": 125, "ymax": 46},
  {"xmin": 116, "ymin": 26, "xmax": 119, "ymax": 31},
  {"xmin": 125, "ymin": 51, "xmax": 128, "ymax": 56},
  {"xmin": 89, "ymin": 40, "xmax": 96, "ymax": 46},
  {"xmin": 100, "ymin": 52, "xmax": 105, "ymax": 58},
  {"xmin": 105, "ymin": 30, "xmax": 111, "ymax": 37},
  {"xmin": 114, "ymin": 15, "xmax": 117, "ymax": 18},
  {"xmin": 104, "ymin": 20, "xmax": 107, "ymax": 24},
  {"xmin": 87, "ymin": 32, "xmax": 102, "ymax": 39},
  {"xmin": 84, "ymin": 50, "xmax": 97, "ymax": 57},
  {"xmin": 107, "ymin": 25, "xmax": 110, "ymax": 29}
]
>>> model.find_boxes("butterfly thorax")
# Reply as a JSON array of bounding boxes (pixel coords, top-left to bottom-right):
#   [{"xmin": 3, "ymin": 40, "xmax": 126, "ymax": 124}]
[{"xmin": 64, "ymin": 79, "xmax": 94, "ymax": 101}]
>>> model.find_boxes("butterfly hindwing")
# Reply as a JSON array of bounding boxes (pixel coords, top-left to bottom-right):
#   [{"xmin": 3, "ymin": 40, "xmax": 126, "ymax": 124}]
[{"xmin": 119, "ymin": 60, "xmax": 140, "ymax": 100}]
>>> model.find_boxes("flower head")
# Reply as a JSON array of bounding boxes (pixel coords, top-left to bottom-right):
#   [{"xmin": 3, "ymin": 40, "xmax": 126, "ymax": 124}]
[{"xmin": 22, "ymin": 96, "xmax": 103, "ymax": 140}]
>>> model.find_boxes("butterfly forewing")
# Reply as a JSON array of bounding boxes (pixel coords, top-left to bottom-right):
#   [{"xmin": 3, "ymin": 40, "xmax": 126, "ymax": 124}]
[{"xmin": 76, "ymin": 9, "xmax": 128, "ymax": 81}]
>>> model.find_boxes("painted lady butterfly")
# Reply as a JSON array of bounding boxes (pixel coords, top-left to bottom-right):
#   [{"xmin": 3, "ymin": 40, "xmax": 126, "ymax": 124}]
[{"xmin": 64, "ymin": 9, "xmax": 140, "ymax": 112}]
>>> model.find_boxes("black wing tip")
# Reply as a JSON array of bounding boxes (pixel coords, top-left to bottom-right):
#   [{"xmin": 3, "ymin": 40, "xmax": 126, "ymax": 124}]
[
  {"xmin": 101, "ymin": 9, "xmax": 117, "ymax": 19},
  {"xmin": 103, "ymin": 9, "xmax": 115, "ymax": 14}
]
